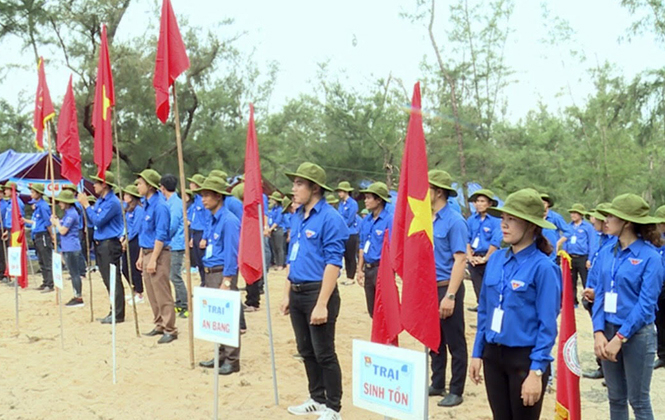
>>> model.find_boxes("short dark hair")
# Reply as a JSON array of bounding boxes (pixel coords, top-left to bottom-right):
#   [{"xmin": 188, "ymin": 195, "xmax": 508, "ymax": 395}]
[{"xmin": 160, "ymin": 174, "xmax": 178, "ymax": 192}]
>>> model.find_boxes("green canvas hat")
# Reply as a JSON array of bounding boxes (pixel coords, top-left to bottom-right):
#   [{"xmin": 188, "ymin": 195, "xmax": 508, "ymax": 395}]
[
  {"xmin": 55, "ymin": 190, "xmax": 76, "ymax": 204},
  {"xmin": 87, "ymin": 196, "xmax": 97, "ymax": 204},
  {"xmin": 270, "ymin": 191, "xmax": 283, "ymax": 202},
  {"xmin": 359, "ymin": 182, "xmax": 391, "ymax": 203},
  {"xmin": 335, "ymin": 181, "xmax": 354, "ymax": 192},
  {"xmin": 187, "ymin": 173, "xmax": 206, "ymax": 187},
  {"xmin": 654, "ymin": 205, "xmax": 665, "ymax": 223},
  {"xmin": 585, "ymin": 202, "xmax": 611, "ymax": 221},
  {"xmin": 488, "ymin": 188, "xmax": 556, "ymax": 230},
  {"xmin": 3, "ymin": 181, "xmax": 16, "ymax": 191},
  {"xmin": 209, "ymin": 170, "xmax": 228, "ymax": 180},
  {"xmin": 361, "ymin": 208, "xmax": 369, "ymax": 215},
  {"xmin": 568, "ymin": 203, "xmax": 587, "ymax": 215},
  {"xmin": 469, "ymin": 188, "xmax": 498, "ymax": 206},
  {"xmin": 597, "ymin": 194, "xmax": 658, "ymax": 225},
  {"xmin": 231, "ymin": 183, "xmax": 244, "ymax": 201},
  {"xmin": 136, "ymin": 169, "xmax": 161, "ymax": 189},
  {"xmin": 62, "ymin": 184, "xmax": 77, "ymax": 193},
  {"xmin": 123, "ymin": 184, "xmax": 141, "ymax": 199},
  {"xmin": 29, "ymin": 183, "xmax": 45, "ymax": 195},
  {"xmin": 285, "ymin": 162, "xmax": 333, "ymax": 192},
  {"xmin": 194, "ymin": 176, "xmax": 231, "ymax": 196},
  {"xmin": 540, "ymin": 193, "xmax": 554, "ymax": 207},
  {"xmin": 326, "ymin": 194, "xmax": 339, "ymax": 204},
  {"xmin": 281, "ymin": 197, "xmax": 292, "ymax": 213},
  {"xmin": 428, "ymin": 170, "xmax": 458, "ymax": 197},
  {"xmin": 184, "ymin": 189, "xmax": 194, "ymax": 198},
  {"xmin": 90, "ymin": 171, "xmax": 117, "ymax": 188}
]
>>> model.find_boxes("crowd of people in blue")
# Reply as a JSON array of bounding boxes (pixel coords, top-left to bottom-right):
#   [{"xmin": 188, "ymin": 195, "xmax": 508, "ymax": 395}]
[{"xmin": 0, "ymin": 162, "xmax": 663, "ymax": 420}]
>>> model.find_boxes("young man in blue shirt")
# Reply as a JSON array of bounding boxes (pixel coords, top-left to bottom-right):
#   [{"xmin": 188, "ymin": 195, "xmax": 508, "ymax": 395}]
[
  {"xmin": 563, "ymin": 203, "xmax": 596, "ymax": 305},
  {"xmin": 51, "ymin": 190, "xmax": 84, "ymax": 307},
  {"xmin": 282, "ymin": 163, "xmax": 349, "ymax": 420},
  {"xmin": 135, "ymin": 169, "xmax": 177, "ymax": 344},
  {"xmin": 267, "ymin": 192, "xmax": 286, "ymax": 270},
  {"xmin": 160, "ymin": 174, "xmax": 188, "ymax": 316},
  {"xmin": 121, "ymin": 185, "xmax": 144, "ymax": 304},
  {"xmin": 335, "ymin": 181, "xmax": 358, "ymax": 286},
  {"xmin": 25, "ymin": 184, "xmax": 54, "ymax": 292},
  {"xmin": 187, "ymin": 174, "xmax": 210, "ymax": 287}
]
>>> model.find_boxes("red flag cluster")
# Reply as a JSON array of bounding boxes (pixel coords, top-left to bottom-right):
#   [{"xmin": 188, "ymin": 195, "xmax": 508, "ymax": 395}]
[
  {"xmin": 92, "ymin": 24, "xmax": 115, "ymax": 180},
  {"xmin": 32, "ymin": 57, "xmax": 55, "ymax": 151},
  {"xmin": 6, "ymin": 186, "xmax": 29, "ymax": 289},
  {"xmin": 56, "ymin": 76, "xmax": 82, "ymax": 185}
]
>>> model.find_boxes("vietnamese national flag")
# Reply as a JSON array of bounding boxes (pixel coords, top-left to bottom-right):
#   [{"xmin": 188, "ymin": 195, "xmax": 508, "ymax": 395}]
[
  {"xmin": 555, "ymin": 255, "xmax": 581, "ymax": 420},
  {"xmin": 57, "ymin": 76, "xmax": 82, "ymax": 185},
  {"xmin": 92, "ymin": 24, "xmax": 115, "ymax": 181},
  {"xmin": 390, "ymin": 82, "xmax": 440, "ymax": 351},
  {"xmin": 238, "ymin": 104, "xmax": 263, "ymax": 285},
  {"xmin": 9, "ymin": 186, "xmax": 28, "ymax": 289},
  {"xmin": 153, "ymin": 0, "xmax": 190, "ymax": 124},
  {"xmin": 33, "ymin": 57, "xmax": 56, "ymax": 151},
  {"xmin": 371, "ymin": 232, "xmax": 402, "ymax": 346}
]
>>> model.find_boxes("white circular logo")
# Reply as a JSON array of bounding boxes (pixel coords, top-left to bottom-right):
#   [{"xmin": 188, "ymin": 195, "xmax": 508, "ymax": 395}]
[{"xmin": 563, "ymin": 332, "xmax": 581, "ymax": 377}]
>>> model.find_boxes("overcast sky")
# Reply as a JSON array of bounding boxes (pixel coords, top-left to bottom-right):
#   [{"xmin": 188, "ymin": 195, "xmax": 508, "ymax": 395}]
[{"xmin": 1, "ymin": 0, "xmax": 664, "ymax": 121}]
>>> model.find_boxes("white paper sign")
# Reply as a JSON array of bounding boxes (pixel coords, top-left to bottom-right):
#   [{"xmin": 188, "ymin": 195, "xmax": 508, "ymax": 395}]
[
  {"xmin": 352, "ymin": 339, "xmax": 427, "ymax": 420},
  {"xmin": 193, "ymin": 286, "xmax": 241, "ymax": 347},
  {"xmin": 8, "ymin": 247, "xmax": 21, "ymax": 276},
  {"xmin": 109, "ymin": 263, "xmax": 117, "ymax": 305},
  {"xmin": 52, "ymin": 252, "xmax": 63, "ymax": 290}
]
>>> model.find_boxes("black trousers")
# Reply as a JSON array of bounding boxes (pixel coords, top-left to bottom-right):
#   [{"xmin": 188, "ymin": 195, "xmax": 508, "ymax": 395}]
[
  {"xmin": 0, "ymin": 233, "xmax": 7, "ymax": 278},
  {"xmin": 34, "ymin": 232, "xmax": 54, "ymax": 288},
  {"xmin": 96, "ymin": 238, "xmax": 125, "ymax": 320},
  {"xmin": 363, "ymin": 264, "xmax": 379, "ymax": 318},
  {"xmin": 77, "ymin": 230, "xmax": 88, "ymax": 274},
  {"xmin": 570, "ymin": 254, "xmax": 588, "ymax": 304},
  {"xmin": 483, "ymin": 344, "xmax": 550, "ymax": 420},
  {"xmin": 270, "ymin": 227, "xmax": 286, "ymax": 267},
  {"xmin": 657, "ymin": 288, "xmax": 665, "ymax": 360},
  {"xmin": 343, "ymin": 234, "xmax": 359, "ymax": 279},
  {"xmin": 290, "ymin": 284, "xmax": 342, "ymax": 412},
  {"xmin": 190, "ymin": 230, "xmax": 206, "ymax": 287},
  {"xmin": 121, "ymin": 237, "xmax": 144, "ymax": 294},
  {"xmin": 430, "ymin": 283, "xmax": 468, "ymax": 395},
  {"xmin": 468, "ymin": 257, "xmax": 487, "ymax": 303}
]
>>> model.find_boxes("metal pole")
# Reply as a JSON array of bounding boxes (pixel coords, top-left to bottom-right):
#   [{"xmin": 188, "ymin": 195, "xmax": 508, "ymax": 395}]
[
  {"xmin": 83, "ymin": 212, "xmax": 94, "ymax": 322},
  {"xmin": 14, "ymin": 274, "xmax": 19, "ymax": 331},
  {"xmin": 213, "ymin": 343, "xmax": 220, "ymax": 420},
  {"xmin": 424, "ymin": 345, "xmax": 429, "ymax": 420}
]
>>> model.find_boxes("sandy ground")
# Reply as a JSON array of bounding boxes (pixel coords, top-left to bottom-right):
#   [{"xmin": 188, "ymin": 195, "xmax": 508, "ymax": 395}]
[{"xmin": 1, "ymin": 267, "xmax": 664, "ymax": 420}]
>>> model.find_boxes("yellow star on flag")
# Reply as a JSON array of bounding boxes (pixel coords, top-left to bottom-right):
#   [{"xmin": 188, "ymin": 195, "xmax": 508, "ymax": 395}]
[
  {"xmin": 102, "ymin": 85, "xmax": 111, "ymax": 121},
  {"xmin": 407, "ymin": 191, "xmax": 434, "ymax": 243}
]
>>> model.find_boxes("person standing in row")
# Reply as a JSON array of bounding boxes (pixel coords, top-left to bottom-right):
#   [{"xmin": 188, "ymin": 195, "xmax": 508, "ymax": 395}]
[
  {"xmin": 428, "ymin": 170, "xmax": 469, "ymax": 408},
  {"xmin": 135, "ymin": 169, "xmax": 177, "ymax": 344},
  {"xmin": 564, "ymin": 203, "xmax": 596, "ymax": 306},
  {"xmin": 653, "ymin": 205, "xmax": 665, "ymax": 370},
  {"xmin": 160, "ymin": 174, "xmax": 188, "ymax": 316},
  {"xmin": 280, "ymin": 196, "xmax": 293, "ymax": 268},
  {"xmin": 121, "ymin": 185, "xmax": 145, "ymax": 304},
  {"xmin": 25, "ymin": 184, "xmax": 53, "ymax": 292},
  {"xmin": 356, "ymin": 182, "xmax": 392, "ymax": 318},
  {"xmin": 62, "ymin": 184, "xmax": 88, "ymax": 276},
  {"xmin": 470, "ymin": 188, "xmax": 561, "ymax": 420},
  {"xmin": 282, "ymin": 163, "xmax": 348, "ymax": 420},
  {"xmin": 592, "ymin": 194, "xmax": 664, "ymax": 420},
  {"xmin": 51, "ymin": 190, "xmax": 84, "ymax": 307},
  {"xmin": 466, "ymin": 189, "xmax": 502, "ymax": 311},
  {"xmin": 267, "ymin": 192, "xmax": 286, "ymax": 270},
  {"xmin": 335, "ymin": 181, "xmax": 358, "ymax": 286},
  {"xmin": 188, "ymin": 174, "xmax": 210, "ymax": 287},
  {"xmin": 0, "ymin": 183, "xmax": 14, "ymax": 284},
  {"xmin": 78, "ymin": 172, "xmax": 125, "ymax": 324}
]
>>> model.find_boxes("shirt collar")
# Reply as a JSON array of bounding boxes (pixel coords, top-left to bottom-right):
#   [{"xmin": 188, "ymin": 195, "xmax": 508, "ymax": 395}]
[
  {"xmin": 298, "ymin": 197, "xmax": 326, "ymax": 217},
  {"xmin": 212, "ymin": 204, "xmax": 228, "ymax": 221},
  {"xmin": 504, "ymin": 242, "xmax": 538, "ymax": 263},
  {"xmin": 434, "ymin": 203, "xmax": 450, "ymax": 220}
]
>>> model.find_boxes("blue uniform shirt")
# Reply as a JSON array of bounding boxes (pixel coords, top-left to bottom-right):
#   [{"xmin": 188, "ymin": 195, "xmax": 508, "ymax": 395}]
[
  {"xmin": 60, "ymin": 207, "xmax": 81, "ymax": 252},
  {"xmin": 433, "ymin": 204, "xmax": 468, "ymax": 281},
  {"xmin": 202, "ymin": 206, "xmax": 240, "ymax": 276},
  {"xmin": 166, "ymin": 193, "xmax": 185, "ymax": 251},
  {"xmin": 268, "ymin": 205, "xmax": 283, "ymax": 228},
  {"xmin": 31, "ymin": 198, "xmax": 52, "ymax": 234},
  {"xmin": 359, "ymin": 208, "xmax": 393, "ymax": 264},
  {"xmin": 338, "ymin": 196, "xmax": 359, "ymax": 235},
  {"xmin": 591, "ymin": 239, "xmax": 664, "ymax": 339},
  {"xmin": 542, "ymin": 228, "xmax": 560, "ymax": 262},
  {"xmin": 280, "ymin": 211, "xmax": 291, "ymax": 230},
  {"xmin": 86, "ymin": 192, "xmax": 123, "ymax": 241},
  {"xmin": 288, "ymin": 199, "xmax": 349, "ymax": 283},
  {"xmin": 546, "ymin": 210, "xmax": 572, "ymax": 238},
  {"xmin": 0, "ymin": 199, "xmax": 7, "ymax": 225},
  {"xmin": 189, "ymin": 194, "xmax": 211, "ymax": 232},
  {"xmin": 472, "ymin": 243, "xmax": 561, "ymax": 371},
  {"xmin": 226, "ymin": 195, "xmax": 244, "ymax": 221},
  {"xmin": 74, "ymin": 201, "xmax": 85, "ymax": 230},
  {"xmin": 138, "ymin": 193, "xmax": 171, "ymax": 249},
  {"xmin": 126, "ymin": 204, "xmax": 144, "ymax": 242},
  {"xmin": 563, "ymin": 220, "xmax": 596, "ymax": 257},
  {"xmin": 586, "ymin": 234, "xmax": 617, "ymax": 290},
  {"xmin": 3, "ymin": 198, "xmax": 25, "ymax": 229},
  {"xmin": 467, "ymin": 212, "xmax": 502, "ymax": 254}
]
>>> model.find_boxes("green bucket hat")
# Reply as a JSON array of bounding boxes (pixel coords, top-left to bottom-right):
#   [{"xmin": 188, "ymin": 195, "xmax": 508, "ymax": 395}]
[
  {"xmin": 568, "ymin": 203, "xmax": 587, "ymax": 216},
  {"xmin": 231, "ymin": 183, "xmax": 244, "ymax": 201},
  {"xmin": 654, "ymin": 205, "xmax": 665, "ymax": 223},
  {"xmin": 269, "ymin": 191, "xmax": 283, "ymax": 202},
  {"xmin": 359, "ymin": 182, "xmax": 391, "ymax": 203},
  {"xmin": 87, "ymin": 196, "xmax": 97, "ymax": 204},
  {"xmin": 209, "ymin": 170, "xmax": 228, "ymax": 180},
  {"xmin": 136, "ymin": 169, "xmax": 161, "ymax": 189},
  {"xmin": 123, "ymin": 184, "xmax": 141, "ymax": 199},
  {"xmin": 540, "ymin": 193, "xmax": 554, "ymax": 207},
  {"xmin": 585, "ymin": 202, "xmax": 611, "ymax": 221},
  {"xmin": 335, "ymin": 181, "xmax": 354, "ymax": 192},
  {"xmin": 469, "ymin": 188, "xmax": 498, "ymax": 207},
  {"xmin": 326, "ymin": 194, "xmax": 339, "ymax": 204},
  {"xmin": 597, "ymin": 194, "xmax": 658, "ymax": 225},
  {"xmin": 281, "ymin": 197, "xmax": 292, "ymax": 213},
  {"xmin": 62, "ymin": 184, "xmax": 77, "ymax": 193},
  {"xmin": 361, "ymin": 208, "xmax": 369, "ymax": 215},
  {"xmin": 194, "ymin": 176, "xmax": 231, "ymax": 196},
  {"xmin": 488, "ymin": 188, "xmax": 556, "ymax": 230},
  {"xmin": 285, "ymin": 162, "xmax": 333, "ymax": 192},
  {"xmin": 90, "ymin": 171, "xmax": 117, "ymax": 188},
  {"xmin": 55, "ymin": 190, "xmax": 76, "ymax": 204},
  {"xmin": 428, "ymin": 170, "xmax": 458, "ymax": 197},
  {"xmin": 3, "ymin": 181, "xmax": 16, "ymax": 191},
  {"xmin": 187, "ymin": 173, "xmax": 206, "ymax": 187},
  {"xmin": 29, "ymin": 183, "xmax": 45, "ymax": 195},
  {"xmin": 184, "ymin": 189, "xmax": 194, "ymax": 198}
]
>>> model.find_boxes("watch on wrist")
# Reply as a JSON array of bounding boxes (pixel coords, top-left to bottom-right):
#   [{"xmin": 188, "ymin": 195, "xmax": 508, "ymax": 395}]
[
  {"xmin": 616, "ymin": 332, "xmax": 628, "ymax": 343},
  {"xmin": 223, "ymin": 280, "xmax": 231, "ymax": 288},
  {"xmin": 446, "ymin": 293, "xmax": 455, "ymax": 301},
  {"xmin": 534, "ymin": 369, "xmax": 544, "ymax": 377}
]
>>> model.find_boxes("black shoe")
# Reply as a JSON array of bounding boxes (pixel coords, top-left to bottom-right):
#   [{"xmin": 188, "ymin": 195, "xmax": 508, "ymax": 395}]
[
  {"xmin": 438, "ymin": 393, "xmax": 463, "ymax": 407},
  {"xmin": 583, "ymin": 368, "xmax": 604, "ymax": 379},
  {"xmin": 219, "ymin": 363, "xmax": 240, "ymax": 375},
  {"xmin": 199, "ymin": 359, "xmax": 215, "ymax": 368},
  {"xmin": 40, "ymin": 286, "xmax": 54, "ymax": 293},
  {"xmin": 157, "ymin": 333, "xmax": 177, "ymax": 344},
  {"xmin": 654, "ymin": 358, "xmax": 665, "ymax": 370},
  {"xmin": 0, "ymin": 277, "xmax": 9, "ymax": 284},
  {"xmin": 428, "ymin": 386, "xmax": 445, "ymax": 396},
  {"xmin": 65, "ymin": 297, "xmax": 84, "ymax": 307},
  {"xmin": 467, "ymin": 306, "xmax": 478, "ymax": 312},
  {"xmin": 100, "ymin": 315, "xmax": 124, "ymax": 324},
  {"xmin": 601, "ymin": 380, "xmax": 606, "ymax": 387},
  {"xmin": 143, "ymin": 328, "xmax": 164, "ymax": 337},
  {"xmin": 36, "ymin": 284, "xmax": 46, "ymax": 291}
]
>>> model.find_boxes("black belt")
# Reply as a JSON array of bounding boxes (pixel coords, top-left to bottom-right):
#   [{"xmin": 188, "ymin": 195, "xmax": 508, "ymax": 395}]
[
  {"xmin": 290, "ymin": 282, "xmax": 322, "ymax": 292},
  {"xmin": 143, "ymin": 246, "xmax": 171, "ymax": 252},
  {"xmin": 94, "ymin": 238, "xmax": 120, "ymax": 245},
  {"xmin": 204, "ymin": 266, "xmax": 224, "ymax": 274},
  {"xmin": 34, "ymin": 231, "xmax": 50, "ymax": 236},
  {"xmin": 570, "ymin": 254, "xmax": 587, "ymax": 258},
  {"xmin": 364, "ymin": 262, "xmax": 380, "ymax": 270},
  {"xmin": 437, "ymin": 280, "xmax": 450, "ymax": 287}
]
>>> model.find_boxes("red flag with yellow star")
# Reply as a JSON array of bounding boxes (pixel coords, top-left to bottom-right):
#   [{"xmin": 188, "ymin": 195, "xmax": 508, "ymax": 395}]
[
  {"xmin": 92, "ymin": 24, "xmax": 115, "ymax": 181},
  {"xmin": 33, "ymin": 57, "xmax": 56, "ymax": 151},
  {"xmin": 9, "ymin": 186, "xmax": 28, "ymax": 288},
  {"xmin": 390, "ymin": 82, "xmax": 440, "ymax": 351}
]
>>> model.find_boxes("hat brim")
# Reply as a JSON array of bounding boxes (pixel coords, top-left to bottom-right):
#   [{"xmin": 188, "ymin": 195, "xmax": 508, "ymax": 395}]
[
  {"xmin": 90, "ymin": 175, "xmax": 117, "ymax": 188},
  {"xmin": 429, "ymin": 182, "xmax": 458, "ymax": 197},
  {"xmin": 28, "ymin": 186, "xmax": 45, "ymax": 194},
  {"xmin": 285, "ymin": 171, "xmax": 333, "ymax": 192},
  {"xmin": 122, "ymin": 190, "xmax": 142, "ymax": 199},
  {"xmin": 359, "ymin": 189, "xmax": 391, "ymax": 203},
  {"xmin": 134, "ymin": 173, "xmax": 159, "ymax": 190},
  {"xmin": 194, "ymin": 187, "xmax": 230, "ymax": 196},
  {"xmin": 55, "ymin": 197, "xmax": 76, "ymax": 204},
  {"xmin": 488, "ymin": 206, "xmax": 556, "ymax": 230},
  {"xmin": 469, "ymin": 193, "xmax": 498, "ymax": 207},
  {"xmin": 585, "ymin": 211, "xmax": 606, "ymax": 221},
  {"xmin": 187, "ymin": 177, "xmax": 203, "ymax": 187},
  {"xmin": 335, "ymin": 187, "xmax": 354, "ymax": 192},
  {"xmin": 568, "ymin": 209, "xmax": 587, "ymax": 216},
  {"xmin": 597, "ymin": 208, "xmax": 659, "ymax": 225}
]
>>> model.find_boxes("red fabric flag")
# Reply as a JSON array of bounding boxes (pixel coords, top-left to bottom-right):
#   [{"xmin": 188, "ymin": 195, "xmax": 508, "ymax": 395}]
[
  {"xmin": 390, "ymin": 82, "xmax": 440, "ymax": 351},
  {"xmin": 555, "ymin": 255, "xmax": 582, "ymax": 420},
  {"xmin": 371, "ymin": 232, "xmax": 402, "ymax": 346},
  {"xmin": 33, "ymin": 57, "xmax": 56, "ymax": 151},
  {"xmin": 238, "ymin": 104, "xmax": 263, "ymax": 285},
  {"xmin": 153, "ymin": 0, "xmax": 190, "ymax": 123},
  {"xmin": 92, "ymin": 24, "xmax": 115, "ymax": 181},
  {"xmin": 9, "ymin": 186, "xmax": 28, "ymax": 288},
  {"xmin": 57, "ymin": 75, "xmax": 82, "ymax": 185}
]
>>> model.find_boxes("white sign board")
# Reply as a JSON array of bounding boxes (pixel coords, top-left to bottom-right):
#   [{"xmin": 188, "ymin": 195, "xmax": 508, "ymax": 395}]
[
  {"xmin": 192, "ymin": 286, "xmax": 241, "ymax": 348},
  {"xmin": 52, "ymin": 252, "xmax": 63, "ymax": 290},
  {"xmin": 109, "ymin": 264, "xmax": 117, "ymax": 305},
  {"xmin": 352, "ymin": 339, "xmax": 427, "ymax": 420},
  {"xmin": 8, "ymin": 247, "xmax": 21, "ymax": 276}
]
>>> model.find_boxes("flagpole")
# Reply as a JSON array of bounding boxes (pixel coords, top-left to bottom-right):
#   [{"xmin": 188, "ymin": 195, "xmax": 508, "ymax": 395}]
[
  {"xmin": 424, "ymin": 346, "xmax": 429, "ymax": 420},
  {"xmin": 84, "ymin": 214, "xmax": 94, "ymax": 322},
  {"xmin": 111, "ymin": 109, "xmax": 141, "ymax": 338},
  {"xmin": 258, "ymin": 202, "xmax": 279, "ymax": 405},
  {"xmin": 14, "ymin": 272, "xmax": 19, "ymax": 331},
  {"xmin": 172, "ymin": 82, "xmax": 195, "ymax": 369}
]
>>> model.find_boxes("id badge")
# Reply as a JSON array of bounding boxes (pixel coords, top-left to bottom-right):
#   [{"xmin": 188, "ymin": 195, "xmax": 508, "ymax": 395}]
[
  {"xmin": 289, "ymin": 241, "xmax": 300, "ymax": 262},
  {"xmin": 604, "ymin": 292, "xmax": 618, "ymax": 313},
  {"xmin": 472, "ymin": 236, "xmax": 480, "ymax": 249},
  {"xmin": 205, "ymin": 244, "xmax": 213, "ymax": 259},
  {"xmin": 570, "ymin": 235, "xmax": 577, "ymax": 245},
  {"xmin": 363, "ymin": 240, "xmax": 371, "ymax": 254},
  {"xmin": 491, "ymin": 307, "xmax": 504, "ymax": 333}
]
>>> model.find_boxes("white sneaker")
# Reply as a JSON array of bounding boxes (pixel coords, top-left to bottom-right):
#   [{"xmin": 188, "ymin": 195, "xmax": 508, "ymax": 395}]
[
  {"xmin": 127, "ymin": 295, "xmax": 144, "ymax": 305},
  {"xmin": 287, "ymin": 398, "xmax": 326, "ymax": 416},
  {"xmin": 316, "ymin": 408, "xmax": 341, "ymax": 420}
]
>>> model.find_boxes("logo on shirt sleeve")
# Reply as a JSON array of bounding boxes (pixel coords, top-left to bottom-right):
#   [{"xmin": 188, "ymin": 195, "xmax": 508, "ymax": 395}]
[
  {"xmin": 511, "ymin": 280, "xmax": 525, "ymax": 290},
  {"xmin": 629, "ymin": 258, "xmax": 643, "ymax": 265},
  {"xmin": 305, "ymin": 230, "xmax": 316, "ymax": 238}
]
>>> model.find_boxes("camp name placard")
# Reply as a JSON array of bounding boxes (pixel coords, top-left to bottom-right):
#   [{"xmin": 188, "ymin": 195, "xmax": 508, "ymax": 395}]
[
  {"xmin": 192, "ymin": 286, "xmax": 241, "ymax": 348},
  {"xmin": 352, "ymin": 339, "xmax": 427, "ymax": 420}
]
